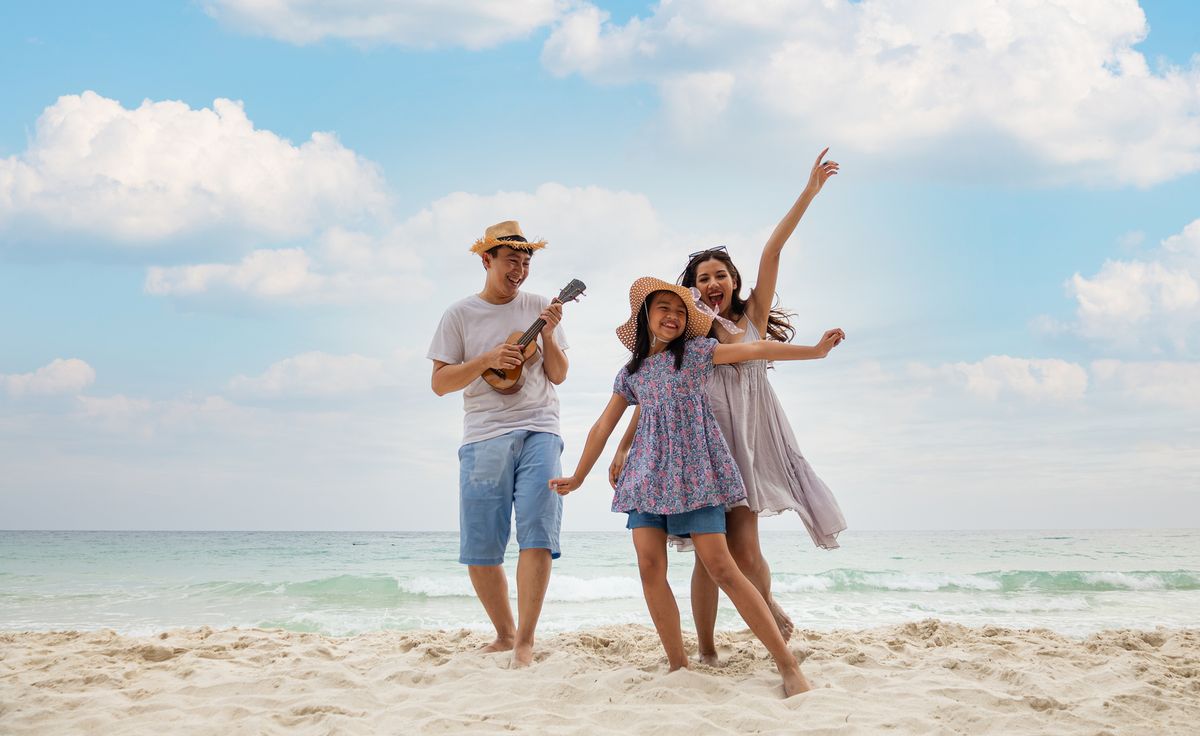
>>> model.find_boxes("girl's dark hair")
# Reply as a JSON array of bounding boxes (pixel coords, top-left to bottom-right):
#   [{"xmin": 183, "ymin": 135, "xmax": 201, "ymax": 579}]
[
  {"xmin": 625, "ymin": 291, "xmax": 688, "ymax": 374},
  {"xmin": 678, "ymin": 250, "xmax": 796, "ymax": 343}
]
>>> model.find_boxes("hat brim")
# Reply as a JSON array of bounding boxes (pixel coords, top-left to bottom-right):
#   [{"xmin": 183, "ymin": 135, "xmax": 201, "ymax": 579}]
[
  {"xmin": 469, "ymin": 237, "xmax": 548, "ymax": 256},
  {"xmin": 616, "ymin": 277, "xmax": 714, "ymax": 352}
]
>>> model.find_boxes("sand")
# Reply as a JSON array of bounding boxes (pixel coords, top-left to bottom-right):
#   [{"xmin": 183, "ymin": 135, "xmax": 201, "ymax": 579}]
[{"xmin": 2, "ymin": 620, "xmax": 1198, "ymax": 734}]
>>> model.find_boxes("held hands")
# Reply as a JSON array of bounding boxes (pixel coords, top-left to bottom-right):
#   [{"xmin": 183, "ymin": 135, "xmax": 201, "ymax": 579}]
[
  {"xmin": 816, "ymin": 328, "xmax": 846, "ymax": 357},
  {"xmin": 540, "ymin": 301, "xmax": 563, "ymax": 340},
  {"xmin": 805, "ymin": 147, "xmax": 839, "ymax": 195},
  {"xmin": 484, "ymin": 342, "xmax": 524, "ymax": 372},
  {"xmin": 548, "ymin": 475, "xmax": 580, "ymax": 496}
]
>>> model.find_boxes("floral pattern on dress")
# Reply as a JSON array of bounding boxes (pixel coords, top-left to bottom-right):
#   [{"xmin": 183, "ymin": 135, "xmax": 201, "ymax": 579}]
[{"xmin": 611, "ymin": 337, "xmax": 746, "ymax": 514}]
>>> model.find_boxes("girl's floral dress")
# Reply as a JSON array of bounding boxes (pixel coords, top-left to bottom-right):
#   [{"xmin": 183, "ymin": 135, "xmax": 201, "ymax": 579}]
[{"xmin": 611, "ymin": 337, "xmax": 746, "ymax": 514}]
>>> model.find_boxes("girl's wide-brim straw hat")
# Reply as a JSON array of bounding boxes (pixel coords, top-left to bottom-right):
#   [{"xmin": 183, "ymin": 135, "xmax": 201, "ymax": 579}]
[
  {"xmin": 616, "ymin": 276, "xmax": 714, "ymax": 352},
  {"xmin": 469, "ymin": 220, "xmax": 547, "ymax": 255}
]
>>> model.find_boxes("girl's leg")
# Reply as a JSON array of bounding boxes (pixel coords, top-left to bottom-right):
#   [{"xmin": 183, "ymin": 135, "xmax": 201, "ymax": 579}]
[
  {"xmin": 632, "ymin": 527, "xmax": 688, "ymax": 671},
  {"xmin": 690, "ymin": 557, "xmax": 720, "ymax": 665},
  {"xmin": 691, "ymin": 532, "xmax": 811, "ymax": 697},
  {"xmin": 726, "ymin": 506, "xmax": 794, "ymax": 641}
]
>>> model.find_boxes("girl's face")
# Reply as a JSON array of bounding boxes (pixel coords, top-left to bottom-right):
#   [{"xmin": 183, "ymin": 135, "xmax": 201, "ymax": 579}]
[
  {"xmin": 647, "ymin": 291, "xmax": 687, "ymax": 345},
  {"xmin": 693, "ymin": 257, "xmax": 736, "ymax": 317}
]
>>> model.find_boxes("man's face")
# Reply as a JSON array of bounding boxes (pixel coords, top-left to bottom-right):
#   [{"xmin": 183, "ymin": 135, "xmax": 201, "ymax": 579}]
[{"xmin": 482, "ymin": 245, "xmax": 531, "ymax": 299}]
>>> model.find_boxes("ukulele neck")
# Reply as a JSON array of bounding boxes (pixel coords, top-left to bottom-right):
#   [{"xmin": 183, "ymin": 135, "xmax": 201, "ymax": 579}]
[{"xmin": 515, "ymin": 298, "xmax": 560, "ymax": 347}]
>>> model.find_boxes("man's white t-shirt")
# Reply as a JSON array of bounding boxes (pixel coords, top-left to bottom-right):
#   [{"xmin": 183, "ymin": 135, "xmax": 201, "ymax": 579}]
[{"xmin": 427, "ymin": 291, "xmax": 569, "ymax": 446}]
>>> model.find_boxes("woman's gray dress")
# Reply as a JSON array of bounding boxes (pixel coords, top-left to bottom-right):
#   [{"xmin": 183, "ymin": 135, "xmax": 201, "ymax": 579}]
[{"xmin": 707, "ymin": 320, "xmax": 846, "ymax": 549}]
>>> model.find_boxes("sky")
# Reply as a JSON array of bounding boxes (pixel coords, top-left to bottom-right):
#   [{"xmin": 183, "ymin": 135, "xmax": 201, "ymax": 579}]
[{"xmin": 1, "ymin": 0, "xmax": 1198, "ymax": 532}]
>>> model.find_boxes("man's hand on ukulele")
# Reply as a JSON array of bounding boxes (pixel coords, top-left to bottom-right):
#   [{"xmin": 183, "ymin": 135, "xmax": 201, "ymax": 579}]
[
  {"xmin": 485, "ymin": 343, "xmax": 525, "ymax": 371},
  {"xmin": 540, "ymin": 302, "xmax": 563, "ymax": 339},
  {"xmin": 548, "ymin": 475, "xmax": 580, "ymax": 496}
]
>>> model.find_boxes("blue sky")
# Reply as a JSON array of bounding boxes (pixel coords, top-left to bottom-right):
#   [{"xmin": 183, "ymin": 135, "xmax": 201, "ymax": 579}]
[{"xmin": 1, "ymin": 1, "xmax": 1198, "ymax": 531}]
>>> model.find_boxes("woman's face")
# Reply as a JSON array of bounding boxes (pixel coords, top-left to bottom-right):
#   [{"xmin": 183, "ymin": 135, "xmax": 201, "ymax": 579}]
[
  {"xmin": 692, "ymin": 257, "xmax": 736, "ymax": 317},
  {"xmin": 647, "ymin": 291, "xmax": 687, "ymax": 344}
]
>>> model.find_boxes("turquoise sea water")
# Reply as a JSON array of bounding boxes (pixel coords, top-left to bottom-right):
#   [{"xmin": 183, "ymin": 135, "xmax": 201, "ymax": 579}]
[{"xmin": 1, "ymin": 530, "xmax": 1197, "ymax": 637}]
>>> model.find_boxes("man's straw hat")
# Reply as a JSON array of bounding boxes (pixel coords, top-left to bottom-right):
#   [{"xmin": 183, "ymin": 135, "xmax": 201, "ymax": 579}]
[
  {"xmin": 469, "ymin": 220, "xmax": 547, "ymax": 255},
  {"xmin": 615, "ymin": 276, "xmax": 714, "ymax": 351}
]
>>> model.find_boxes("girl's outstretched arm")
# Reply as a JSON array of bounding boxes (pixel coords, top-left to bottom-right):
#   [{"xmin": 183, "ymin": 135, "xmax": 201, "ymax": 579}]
[
  {"xmin": 746, "ymin": 148, "xmax": 839, "ymax": 333},
  {"xmin": 608, "ymin": 405, "xmax": 641, "ymax": 489},
  {"xmin": 713, "ymin": 329, "xmax": 846, "ymax": 366},
  {"xmin": 550, "ymin": 393, "xmax": 629, "ymax": 495}
]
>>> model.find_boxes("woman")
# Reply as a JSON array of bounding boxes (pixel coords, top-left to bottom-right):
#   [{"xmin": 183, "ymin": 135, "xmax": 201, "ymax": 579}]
[{"xmin": 608, "ymin": 149, "xmax": 846, "ymax": 663}]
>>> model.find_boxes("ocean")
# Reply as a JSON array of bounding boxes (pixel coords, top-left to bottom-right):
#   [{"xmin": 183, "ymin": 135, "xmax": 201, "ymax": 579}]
[{"xmin": 1, "ymin": 529, "xmax": 1197, "ymax": 637}]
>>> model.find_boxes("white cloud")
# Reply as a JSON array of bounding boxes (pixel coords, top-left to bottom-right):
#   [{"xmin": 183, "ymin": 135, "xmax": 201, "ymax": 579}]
[
  {"xmin": 2, "ymin": 359, "xmax": 95, "ymax": 398},
  {"xmin": 228, "ymin": 351, "xmax": 404, "ymax": 397},
  {"xmin": 144, "ymin": 182, "xmax": 683, "ymax": 312},
  {"xmin": 1065, "ymin": 218, "xmax": 1200, "ymax": 354},
  {"xmin": 541, "ymin": 0, "xmax": 1200, "ymax": 186},
  {"xmin": 144, "ymin": 226, "xmax": 434, "ymax": 303},
  {"xmin": 0, "ymin": 91, "xmax": 387, "ymax": 243},
  {"xmin": 912, "ymin": 355, "xmax": 1088, "ymax": 402},
  {"xmin": 204, "ymin": 0, "xmax": 561, "ymax": 49},
  {"xmin": 1090, "ymin": 359, "xmax": 1200, "ymax": 409}
]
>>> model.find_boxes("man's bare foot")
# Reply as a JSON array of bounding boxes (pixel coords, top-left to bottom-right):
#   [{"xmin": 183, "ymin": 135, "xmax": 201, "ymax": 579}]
[
  {"xmin": 696, "ymin": 651, "xmax": 720, "ymax": 667},
  {"xmin": 781, "ymin": 667, "xmax": 812, "ymax": 698},
  {"xmin": 768, "ymin": 597, "xmax": 795, "ymax": 643},
  {"xmin": 512, "ymin": 641, "xmax": 534, "ymax": 668},
  {"xmin": 480, "ymin": 636, "xmax": 514, "ymax": 654}
]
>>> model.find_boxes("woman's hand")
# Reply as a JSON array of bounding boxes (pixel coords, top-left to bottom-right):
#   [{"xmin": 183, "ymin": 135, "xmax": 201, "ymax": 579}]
[
  {"xmin": 816, "ymin": 328, "xmax": 846, "ymax": 357},
  {"xmin": 805, "ymin": 147, "xmax": 839, "ymax": 195},
  {"xmin": 608, "ymin": 450, "xmax": 628, "ymax": 489},
  {"xmin": 549, "ymin": 475, "xmax": 581, "ymax": 496}
]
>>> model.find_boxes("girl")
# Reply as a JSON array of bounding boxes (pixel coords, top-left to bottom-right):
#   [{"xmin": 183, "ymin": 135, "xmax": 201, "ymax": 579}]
[
  {"xmin": 549, "ymin": 277, "xmax": 844, "ymax": 698},
  {"xmin": 609, "ymin": 149, "xmax": 845, "ymax": 664}
]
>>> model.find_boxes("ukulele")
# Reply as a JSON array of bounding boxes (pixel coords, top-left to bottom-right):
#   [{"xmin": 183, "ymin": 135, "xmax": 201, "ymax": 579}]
[{"xmin": 482, "ymin": 279, "xmax": 586, "ymax": 394}]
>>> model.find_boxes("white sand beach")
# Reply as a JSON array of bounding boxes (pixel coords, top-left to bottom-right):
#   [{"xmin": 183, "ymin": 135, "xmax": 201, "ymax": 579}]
[{"xmin": 3, "ymin": 620, "xmax": 1197, "ymax": 734}]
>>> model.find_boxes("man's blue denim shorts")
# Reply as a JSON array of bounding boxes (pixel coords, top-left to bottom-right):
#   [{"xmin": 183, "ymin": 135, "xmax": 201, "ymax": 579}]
[
  {"xmin": 625, "ymin": 504, "xmax": 726, "ymax": 538},
  {"xmin": 457, "ymin": 430, "xmax": 563, "ymax": 566}
]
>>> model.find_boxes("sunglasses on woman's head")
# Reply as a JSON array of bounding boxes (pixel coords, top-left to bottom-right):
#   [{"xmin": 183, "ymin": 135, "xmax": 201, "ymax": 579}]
[{"xmin": 687, "ymin": 245, "xmax": 729, "ymax": 260}]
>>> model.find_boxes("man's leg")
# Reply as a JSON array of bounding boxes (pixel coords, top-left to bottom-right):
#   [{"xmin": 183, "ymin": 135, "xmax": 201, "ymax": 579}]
[
  {"xmin": 511, "ymin": 432, "xmax": 563, "ymax": 666},
  {"xmin": 468, "ymin": 565, "xmax": 515, "ymax": 652},
  {"xmin": 513, "ymin": 548, "xmax": 551, "ymax": 665},
  {"xmin": 459, "ymin": 435, "xmax": 518, "ymax": 652}
]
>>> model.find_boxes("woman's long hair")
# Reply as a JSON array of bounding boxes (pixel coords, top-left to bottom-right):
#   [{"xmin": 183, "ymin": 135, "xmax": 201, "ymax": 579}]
[
  {"xmin": 625, "ymin": 291, "xmax": 688, "ymax": 374},
  {"xmin": 678, "ymin": 250, "xmax": 796, "ymax": 343}
]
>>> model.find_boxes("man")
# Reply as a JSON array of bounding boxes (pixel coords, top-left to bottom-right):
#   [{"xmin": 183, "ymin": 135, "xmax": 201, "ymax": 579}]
[{"xmin": 426, "ymin": 220, "xmax": 568, "ymax": 667}]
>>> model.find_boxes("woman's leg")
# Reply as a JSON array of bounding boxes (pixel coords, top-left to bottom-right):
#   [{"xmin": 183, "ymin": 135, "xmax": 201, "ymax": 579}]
[
  {"xmin": 690, "ymin": 556, "xmax": 720, "ymax": 665},
  {"xmin": 726, "ymin": 506, "xmax": 793, "ymax": 641},
  {"xmin": 632, "ymin": 527, "xmax": 688, "ymax": 671},
  {"xmin": 691, "ymin": 532, "xmax": 811, "ymax": 697}
]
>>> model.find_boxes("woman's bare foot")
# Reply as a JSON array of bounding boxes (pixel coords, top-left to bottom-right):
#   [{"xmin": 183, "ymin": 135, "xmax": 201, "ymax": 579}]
[
  {"xmin": 781, "ymin": 666, "xmax": 812, "ymax": 698},
  {"xmin": 768, "ymin": 597, "xmax": 795, "ymax": 642},
  {"xmin": 512, "ymin": 641, "xmax": 534, "ymax": 668},
  {"xmin": 480, "ymin": 635, "xmax": 514, "ymax": 654},
  {"xmin": 696, "ymin": 651, "xmax": 720, "ymax": 667}
]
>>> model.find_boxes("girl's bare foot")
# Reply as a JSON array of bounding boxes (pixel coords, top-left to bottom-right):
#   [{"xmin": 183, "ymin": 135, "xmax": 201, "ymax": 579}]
[
  {"xmin": 480, "ymin": 636, "xmax": 514, "ymax": 654},
  {"xmin": 768, "ymin": 597, "xmax": 795, "ymax": 642},
  {"xmin": 667, "ymin": 659, "xmax": 689, "ymax": 672},
  {"xmin": 696, "ymin": 651, "xmax": 721, "ymax": 667},
  {"xmin": 781, "ymin": 667, "xmax": 812, "ymax": 698}
]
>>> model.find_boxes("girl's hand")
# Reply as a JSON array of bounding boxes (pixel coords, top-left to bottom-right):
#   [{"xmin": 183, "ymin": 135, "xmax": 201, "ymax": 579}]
[
  {"xmin": 549, "ymin": 475, "xmax": 581, "ymax": 496},
  {"xmin": 805, "ymin": 147, "xmax": 839, "ymax": 195},
  {"xmin": 608, "ymin": 450, "xmax": 628, "ymax": 490},
  {"xmin": 817, "ymin": 328, "xmax": 846, "ymax": 357}
]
